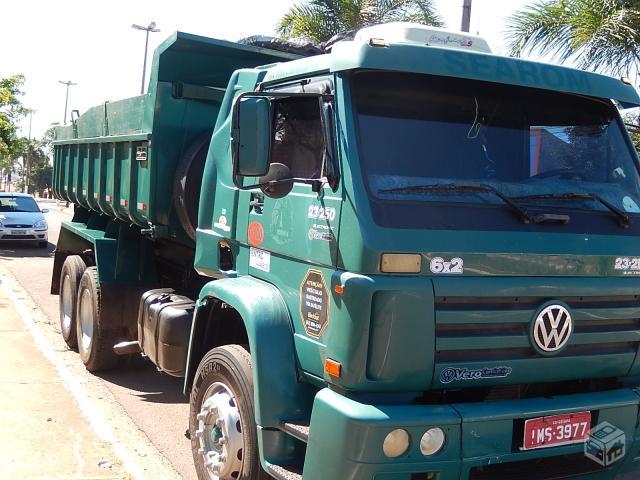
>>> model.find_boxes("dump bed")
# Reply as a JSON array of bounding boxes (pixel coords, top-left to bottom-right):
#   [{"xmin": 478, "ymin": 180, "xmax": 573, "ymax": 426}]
[{"xmin": 52, "ymin": 32, "xmax": 297, "ymax": 243}]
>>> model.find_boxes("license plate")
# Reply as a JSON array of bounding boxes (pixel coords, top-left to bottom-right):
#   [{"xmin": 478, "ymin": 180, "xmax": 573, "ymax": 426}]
[
  {"xmin": 11, "ymin": 230, "xmax": 26, "ymax": 235},
  {"xmin": 522, "ymin": 411, "xmax": 591, "ymax": 450}
]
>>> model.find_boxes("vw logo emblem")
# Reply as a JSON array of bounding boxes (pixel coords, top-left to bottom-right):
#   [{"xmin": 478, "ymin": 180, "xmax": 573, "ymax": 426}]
[{"xmin": 532, "ymin": 304, "xmax": 573, "ymax": 353}]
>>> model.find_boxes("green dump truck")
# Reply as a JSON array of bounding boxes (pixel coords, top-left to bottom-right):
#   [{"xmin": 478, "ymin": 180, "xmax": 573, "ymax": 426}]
[{"xmin": 51, "ymin": 23, "xmax": 640, "ymax": 480}]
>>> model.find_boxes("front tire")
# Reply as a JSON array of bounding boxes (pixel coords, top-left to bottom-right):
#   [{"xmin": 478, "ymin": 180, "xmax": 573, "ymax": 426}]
[
  {"xmin": 189, "ymin": 345, "xmax": 268, "ymax": 480},
  {"xmin": 59, "ymin": 255, "xmax": 86, "ymax": 349},
  {"xmin": 76, "ymin": 267, "xmax": 118, "ymax": 371}
]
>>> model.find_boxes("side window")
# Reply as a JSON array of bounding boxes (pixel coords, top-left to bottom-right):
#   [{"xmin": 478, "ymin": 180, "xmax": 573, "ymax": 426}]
[{"xmin": 271, "ymin": 97, "xmax": 325, "ymax": 179}]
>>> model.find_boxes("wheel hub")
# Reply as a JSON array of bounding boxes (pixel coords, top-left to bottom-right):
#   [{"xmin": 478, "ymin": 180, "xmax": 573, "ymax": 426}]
[
  {"xmin": 196, "ymin": 382, "xmax": 243, "ymax": 479},
  {"xmin": 78, "ymin": 288, "xmax": 93, "ymax": 353},
  {"xmin": 61, "ymin": 273, "xmax": 73, "ymax": 333}
]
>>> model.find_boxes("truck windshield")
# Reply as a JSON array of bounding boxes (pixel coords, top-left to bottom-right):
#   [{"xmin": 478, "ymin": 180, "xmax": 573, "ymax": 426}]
[{"xmin": 352, "ymin": 71, "xmax": 640, "ymax": 231}]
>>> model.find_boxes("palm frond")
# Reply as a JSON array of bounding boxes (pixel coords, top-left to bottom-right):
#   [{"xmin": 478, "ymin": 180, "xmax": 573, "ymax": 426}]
[
  {"xmin": 277, "ymin": 0, "xmax": 442, "ymax": 43},
  {"xmin": 506, "ymin": 0, "xmax": 640, "ymax": 76}
]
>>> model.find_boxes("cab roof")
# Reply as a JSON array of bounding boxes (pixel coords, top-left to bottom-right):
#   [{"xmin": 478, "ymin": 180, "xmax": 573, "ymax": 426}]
[{"xmin": 261, "ymin": 40, "xmax": 640, "ymax": 107}]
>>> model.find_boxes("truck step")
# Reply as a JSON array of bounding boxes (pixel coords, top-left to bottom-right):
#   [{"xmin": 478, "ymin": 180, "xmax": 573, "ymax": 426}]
[
  {"xmin": 113, "ymin": 340, "xmax": 141, "ymax": 355},
  {"xmin": 266, "ymin": 462, "xmax": 303, "ymax": 480},
  {"xmin": 281, "ymin": 421, "xmax": 310, "ymax": 443}
]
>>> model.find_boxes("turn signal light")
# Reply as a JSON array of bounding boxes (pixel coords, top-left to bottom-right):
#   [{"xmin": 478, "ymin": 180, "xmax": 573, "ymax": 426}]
[
  {"xmin": 324, "ymin": 358, "xmax": 341, "ymax": 377},
  {"xmin": 380, "ymin": 253, "xmax": 421, "ymax": 273}
]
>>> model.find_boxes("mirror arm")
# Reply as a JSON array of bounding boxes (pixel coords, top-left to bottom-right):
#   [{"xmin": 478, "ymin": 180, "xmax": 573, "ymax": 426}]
[{"xmin": 237, "ymin": 177, "xmax": 322, "ymax": 191}]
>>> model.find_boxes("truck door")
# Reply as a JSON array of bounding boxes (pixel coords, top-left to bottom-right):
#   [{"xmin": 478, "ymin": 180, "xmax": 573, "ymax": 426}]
[{"xmin": 240, "ymin": 94, "xmax": 341, "ymax": 268}]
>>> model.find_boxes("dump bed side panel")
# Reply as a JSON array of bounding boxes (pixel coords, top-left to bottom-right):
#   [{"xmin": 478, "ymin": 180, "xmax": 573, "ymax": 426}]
[{"xmin": 52, "ymin": 32, "xmax": 297, "ymax": 242}]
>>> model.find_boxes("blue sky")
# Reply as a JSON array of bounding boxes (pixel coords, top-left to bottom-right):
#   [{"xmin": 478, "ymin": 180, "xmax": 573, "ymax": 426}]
[{"xmin": 0, "ymin": 0, "xmax": 543, "ymax": 138}]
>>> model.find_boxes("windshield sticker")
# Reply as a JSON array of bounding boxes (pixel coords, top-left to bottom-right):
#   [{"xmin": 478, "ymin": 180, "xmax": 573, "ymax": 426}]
[
  {"xmin": 430, "ymin": 257, "xmax": 464, "ymax": 274},
  {"xmin": 622, "ymin": 196, "xmax": 640, "ymax": 213},
  {"xmin": 440, "ymin": 366, "xmax": 512, "ymax": 384},
  {"xmin": 300, "ymin": 269, "xmax": 330, "ymax": 337},
  {"xmin": 249, "ymin": 248, "xmax": 270, "ymax": 273}
]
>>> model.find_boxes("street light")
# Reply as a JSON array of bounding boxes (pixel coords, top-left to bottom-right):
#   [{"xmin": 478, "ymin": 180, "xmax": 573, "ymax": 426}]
[
  {"xmin": 132, "ymin": 22, "xmax": 160, "ymax": 95},
  {"xmin": 58, "ymin": 80, "xmax": 77, "ymax": 124},
  {"xmin": 25, "ymin": 109, "xmax": 35, "ymax": 194}
]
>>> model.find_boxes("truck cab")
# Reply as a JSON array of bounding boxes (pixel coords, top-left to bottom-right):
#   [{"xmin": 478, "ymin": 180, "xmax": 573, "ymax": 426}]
[{"xmin": 52, "ymin": 23, "xmax": 640, "ymax": 480}]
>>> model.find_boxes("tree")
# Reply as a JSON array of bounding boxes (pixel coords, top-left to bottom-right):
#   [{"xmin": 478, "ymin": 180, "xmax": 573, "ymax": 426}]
[
  {"xmin": 506, "ymin": 0, "xmax": 640, "ymax": 77},
  {"xmin": 17, "ymin": 139, "xmax": 52, "ymax": 194},
  {"xmin": 0, "ymin": 74, "xmax": 29, "ymax": 190},
  {"xmin": 277, "ymin": 0, "xmax": 443, "ymax": 44},
  {"xmin": 623, "ymin": 111, "xmax": 640, "ymax": 152},
  {"xmin": 0, "ymin": 74, "xmax": 28, "ymax": 157}
]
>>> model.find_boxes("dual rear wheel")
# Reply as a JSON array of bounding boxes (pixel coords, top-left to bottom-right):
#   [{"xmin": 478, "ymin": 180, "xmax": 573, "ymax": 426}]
[{"xmin": 58, "ymin": 256, "xmax": 118, "ymax": 371}]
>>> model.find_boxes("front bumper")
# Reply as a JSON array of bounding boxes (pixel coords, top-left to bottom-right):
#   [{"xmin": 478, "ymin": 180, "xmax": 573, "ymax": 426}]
[
  {"xmin": 0, "ymin": 228, "xmax": 47, "ymax": 242},
  {"xmin": 301, "ymin": 387, "xmax": 640, "ymax": 480}
]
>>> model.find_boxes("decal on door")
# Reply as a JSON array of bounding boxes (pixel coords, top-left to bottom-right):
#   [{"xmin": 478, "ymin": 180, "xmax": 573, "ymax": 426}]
[
  {"xmin": 247, "ymin": 221, "xmax": 264, "ymax": 246},
  {"xmin": 300, "ymin": 269, "xmax": 330, "ymax": 337}
]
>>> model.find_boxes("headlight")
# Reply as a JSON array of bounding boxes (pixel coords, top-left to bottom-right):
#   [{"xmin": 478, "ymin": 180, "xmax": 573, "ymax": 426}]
[
  {"xmin": 420, "ymin": 428, "xmax": 446, "ymax": 456},
  {"xmin": 34, "ymin": 220, "xmax": 47, "ymax": 230},
  {"xmin": 383, "ymin": 429, "xmax": 410, "ymax": 458}
]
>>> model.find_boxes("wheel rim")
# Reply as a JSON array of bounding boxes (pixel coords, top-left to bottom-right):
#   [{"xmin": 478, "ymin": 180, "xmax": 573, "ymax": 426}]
[
  {"xmin": 78, "ymin": 287, "xmax": 93, "ymax": 354},
  {"xmin": 60, "ymin": 273, "xmax": 73, "ymax": 336},
  {"xmin": 196, "ymin": 382, "xmax": 244, "ymax": 480}
]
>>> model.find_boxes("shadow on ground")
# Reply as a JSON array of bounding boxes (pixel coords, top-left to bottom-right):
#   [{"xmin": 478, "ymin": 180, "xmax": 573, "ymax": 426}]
[
  {"xmin": 0, "ymin": 241, "xmax": 55, "ymax": 258},
  {"xmin": 98, "ymin": 355, "xmax": 188, "ymax": 405}
]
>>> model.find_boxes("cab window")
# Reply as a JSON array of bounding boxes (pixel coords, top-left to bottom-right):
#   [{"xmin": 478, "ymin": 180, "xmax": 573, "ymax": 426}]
[{"xmin": 270, "ymin": 97, "xmax": 325, "ymax": 179}]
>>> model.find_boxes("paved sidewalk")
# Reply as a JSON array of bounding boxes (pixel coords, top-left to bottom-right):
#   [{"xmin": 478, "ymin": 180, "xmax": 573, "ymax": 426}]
[{"xmin": 0, "ymin": 284, "xmax": 131, "ymax": 479}]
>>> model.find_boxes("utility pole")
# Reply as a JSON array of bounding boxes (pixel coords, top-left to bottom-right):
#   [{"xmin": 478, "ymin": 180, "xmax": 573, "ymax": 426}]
[
  {"xmin": 25, "ymin": 110, "xmax": 34, "ymax": 194},
  {"xmin": 461, "ymin": 0, "xmax": 472, "ymax": 33},
  {"xmin": 132, "ymin": 22, "xmax": 160, "ymax": 94},
  {"xmin": 58, "ymin": 80, "xmax": 77, "ymax": 124}
]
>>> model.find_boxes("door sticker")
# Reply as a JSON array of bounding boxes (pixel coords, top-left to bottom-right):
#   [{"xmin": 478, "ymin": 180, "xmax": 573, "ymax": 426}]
[
  {"xmin": 300, "ymin": 269, "xmax": 330, "ymax": 337},
  {"xmin": 247, "ymin": 221, "xmax": 264, "ymax": 246},
  {"xmin": 249, "ymin": 248, "xmax": 270, "ymax": 272}
]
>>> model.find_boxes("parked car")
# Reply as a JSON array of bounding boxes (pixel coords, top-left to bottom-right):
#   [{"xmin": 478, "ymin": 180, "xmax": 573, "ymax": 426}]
[{"xmin": 0, "ymin": 193, "xmax": 48, "ymax": 248}]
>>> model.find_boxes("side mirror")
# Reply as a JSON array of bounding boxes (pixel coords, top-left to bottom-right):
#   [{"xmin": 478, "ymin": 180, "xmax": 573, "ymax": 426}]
[
  {"xmin": 234, "ymin": 96, "xmax": 271, "ymax": 177},
  {"xmin": 41, "ymin": 208, "xmax": 50, "ymax": 213}
]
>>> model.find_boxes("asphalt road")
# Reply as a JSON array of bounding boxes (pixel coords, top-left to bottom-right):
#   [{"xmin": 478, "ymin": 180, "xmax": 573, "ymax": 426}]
[{"xmin": 0, "ymin": 201, "xmax": 196, "ymax": 480}]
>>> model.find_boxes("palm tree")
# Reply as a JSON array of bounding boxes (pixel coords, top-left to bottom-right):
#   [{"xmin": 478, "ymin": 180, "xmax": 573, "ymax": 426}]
[
  {"xmin": 506, "ymin": 0, "xmax": 640, "ymax": 77},
  {"xmin": 277, "ymin": 0, "xmax": 443, "ymax": 44}
]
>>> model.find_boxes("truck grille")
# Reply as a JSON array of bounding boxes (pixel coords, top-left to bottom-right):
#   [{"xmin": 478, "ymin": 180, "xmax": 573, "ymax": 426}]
[
  {"xmin": 434, "ymin": 295, "xmax": 640, "ymax": 385},
  {"xmin": 2, "ymin": 234, "xmax": 36, "ymax": 239}
]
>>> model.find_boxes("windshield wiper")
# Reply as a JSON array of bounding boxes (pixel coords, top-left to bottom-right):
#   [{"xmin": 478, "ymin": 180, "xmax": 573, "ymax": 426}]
[
  {"xmin": 379, "ymin": 182, "xmax": 531, "ymax": 224},
  {"xmin": 513, "ymin": 192, "xmax": 630, "ymax": 228}
]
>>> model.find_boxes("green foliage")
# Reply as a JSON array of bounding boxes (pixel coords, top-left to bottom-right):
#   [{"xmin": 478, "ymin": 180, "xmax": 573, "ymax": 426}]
[
  {"xmin": 13, "ymin": 137, "xmax": 53, "ymax": 194},
  {"xmin": 506, "ymin": 0, "xmax": 640, "ymax": 76},
  {"xmin": 277, "ymin": 0, "xmax": 443, "ymax": 43},
  {"xmin": 623, "ymin": 111, "xmax": 640, "ymax": 152},
  {"xmin": 0, "ymin": 74, "xmax": 28, "ymax": 161}
]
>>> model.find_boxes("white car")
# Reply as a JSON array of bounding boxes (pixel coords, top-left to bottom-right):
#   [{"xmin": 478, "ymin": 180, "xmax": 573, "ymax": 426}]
[{"xmin": 0, "ymin": 193, "xmax": 49, "ymax": 248}]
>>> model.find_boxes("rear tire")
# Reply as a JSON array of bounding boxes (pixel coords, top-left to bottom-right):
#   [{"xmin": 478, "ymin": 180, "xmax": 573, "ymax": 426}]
[
  {"xmin": 76, "ymin": 267, "xmax": 118, "ymax": 371},
  {"xmin": 189, "ymin": 345, "xmax": 268, "ymax": 480},
  {"xmin": 58, "ymin": 255, "xmax": 86, "ymax": 349}
]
